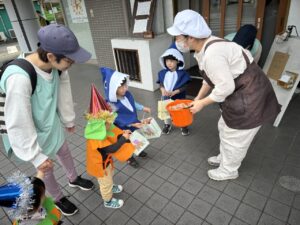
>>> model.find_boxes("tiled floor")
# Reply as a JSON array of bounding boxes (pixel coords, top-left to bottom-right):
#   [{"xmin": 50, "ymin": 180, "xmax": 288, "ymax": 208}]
[{"xmin": 1, "ymin": 63, "xmax": 300, "ymax": 225}]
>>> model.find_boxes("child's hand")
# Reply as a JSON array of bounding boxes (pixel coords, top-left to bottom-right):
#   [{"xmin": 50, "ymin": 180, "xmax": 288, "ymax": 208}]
[
  {"xmin": 123, "ymin": 130, "xmax": 132, "ymax": 139},
  {"xmin": 142, "ymin": 117, "xmax": 152, "ymax": 124},
  {"xmin": 36, "ymin": 170, "xmax": 44, "ymax": 179},
  {"xmin": 170, "ymin": 90, "xmax": 180, "ymax": 97},
  {"xmin": 131, "ymin": 123, "xmax": 144, "ymax": 129},
  {"xmin": 161, "ymin": 88, "xmax": 169, "ymax": 97},
  {"xmin": 143, "ymin": 107, "xmax": 151, "ymax": 113},
  {"xmin": 65, "ymin": 126, "xmax": 75, "ymax": 133}
]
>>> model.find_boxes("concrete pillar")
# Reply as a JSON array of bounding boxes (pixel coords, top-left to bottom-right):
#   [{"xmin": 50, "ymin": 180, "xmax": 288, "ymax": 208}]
[{"xmin": 3, "ymin": 0, "xmax": 40, "ymax": 52}]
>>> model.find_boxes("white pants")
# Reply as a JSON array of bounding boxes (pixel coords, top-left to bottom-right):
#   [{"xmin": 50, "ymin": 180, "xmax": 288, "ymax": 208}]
[{"xmin": 217, "ymin": 116, "xmax": 261, "ymax": 174}]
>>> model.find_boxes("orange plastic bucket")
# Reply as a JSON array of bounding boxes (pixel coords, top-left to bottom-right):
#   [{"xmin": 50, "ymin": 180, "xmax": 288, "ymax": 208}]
[{"xmin": 166, "ymin": 99, "xmax": 193, "ymax": 127}]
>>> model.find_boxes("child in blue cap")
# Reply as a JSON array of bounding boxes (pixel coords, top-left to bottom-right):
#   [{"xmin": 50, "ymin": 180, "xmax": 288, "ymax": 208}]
[
  {"xmin": 157, "ymin": 43, "xmax": 191, "ymax": 135},
  {"xmin": 100, "ymin": 67, "xmax": 151, "ymax": 168}
]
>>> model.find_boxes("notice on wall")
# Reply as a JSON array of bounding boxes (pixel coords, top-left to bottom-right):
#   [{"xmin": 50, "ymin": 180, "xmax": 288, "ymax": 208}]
[
  {"xmin": 68, "ymin": 0, "xmax": 88, "ymax": 23},
  {"xmin": 133, "ymin": 19, "xmax": 148, "ymax": 33},
  {"xmin": 267, "ymin": 51, "xmax": 289, "ymax": 81},
  {"xmin": 136, "ymin": 1, "xmax": 151, "ymax": 16}
]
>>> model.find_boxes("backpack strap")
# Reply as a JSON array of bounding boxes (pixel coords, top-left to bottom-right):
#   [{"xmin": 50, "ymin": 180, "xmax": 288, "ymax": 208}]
[{"xmin": 6, "ymin": 58, "xmax": 37, "ymax": 95}]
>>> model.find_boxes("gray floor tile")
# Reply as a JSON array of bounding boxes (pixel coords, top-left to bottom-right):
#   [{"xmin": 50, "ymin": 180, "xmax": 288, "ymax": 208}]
[
  {"xmin": 132, "ymin": 168, "xmax": 152, "ymax": 183},
  {"xmin": 146, "ymin": 192, "xmax": 169, "ymax": 213},
  {"xmin": 121, "ymin": 196, "xmax": 142, "ymax": 217},
  {"xmin": 177, "ymin": 211, "xmax": 203, "ymax": 225},
  {"xmin": 198, "ymin": 185, "xmax": 221, "ymax": 204},
  {"xmin": 168, "ymin": 170, "xmax": 188, "ymax": 187},
  {"xmin": 206, "ymin": 207, "xmax": 232, "ymax": 225},
  {"xmin": 105, "ymin": 210, "xmax": 129, "ymax": 225},
  {"xmin": 215, "ymin": 193, "xmax": 240, "ymax": 215},
  {"xmin": 142, "ymin": 159, "xmax": 162, "ymax": 172},
  {"xmin": 206, "ymin": 178, "xmax": 229, "ymax": 191},
  {"xmin": 249, "ymin": 178, "xmax": 274, "ymax": 197},
  {"xmin": 293, "ymin": 194, "xmax": 300, "ymax": 210},
  {"xmin": 233, "ymin": 173, "xmax": 254, "ymax": 188},
  {"xmin": 123, "ymin": 177, "xmax": 141, "ymax": 195},
  {"xmin": 191, "ymin": 167, "xmax": 210, "ymax": 183},
  {"xmin": 229, "ymin": 217, "xmax": 249, "ymax": 225},
  {"xmin": 154, "ymin": 165, "xmax": 174, "ymax": 179},
  {"xmin": 181, "ymin": 177, "xmax": 204, "ymax": 195},
  {"xmin": 160, "ymin": 201, "xmax": 185, "ymax": 224},
  {"xmin": 83, "ymin": 192, "xmax": 102, "ymax": 211},
  {"xmin": 164, "ymin": 155, "xmax": 182, "ymax": 169},
  {"xmin": 150, "ymin": 215, "xmax": 173, "ymax": 225},
  {"xmin": 152, "ymin": 151, "xmax": 170, "ymax": 163},
  {"xmin": 235, "ymin": 203, "xmax": 261, "ymax": 225},
  {"xmin": 132, "ymin": 185, "xmax": 154, "ymax": 203},
  {"xmin": 126, "ymin": 219, "xmax": 139, "ymax": 225},
  {"xmin": 133, "ymin": 206, "xmax": 157, "ymax": 225},
  {"xmin": 264, "ymin": 199, "xmax": 290, "ymax": 222},
  {"xmin": 177, "ymin": 161, "xmax": 197, "ymax": 176},
  {"xmin": 67, "ymin": 204, "xmax": 91, "ymax": 224},
  {"xmin": 224, "ymin": 182, "xmax": 247, "ymax": 200},
  {"xmin": 93, "ymin": 204, "xmax": 115, "ymax": 221},
  {"xmin": 270, "ymin": 185, "xmax": 295, "ymax": 206},
  {"xmin": 188, "ymin": 197, "xmax": 213, "ymax": 219},
  {"xmin": 172, "ymin": 189, "xmax": 194, "ymax": 208},
  {"xmin": 157, "ymin": 181, "xmax": 179, "ymax": 199},
  {"xmin": 144, "ymin": 174, "xmax": 164, "ymax": 191},
  {"xmin": 258, "ymin": 213, "xmax": 286, "ymax": 225},
  {"xmin": 114, "ymin": 171, "xmax": 130, "ymax": 185},
  {"xmin": 80, "ymin": 213, "xmax": 103, "ymax": 225},
  {"xmin": 242, "ymin": 190, "xmax": 267, "ymax": 211},
  {"xmin": 289, "ymin": 208, "xmax": 300, "ymax": 225}
]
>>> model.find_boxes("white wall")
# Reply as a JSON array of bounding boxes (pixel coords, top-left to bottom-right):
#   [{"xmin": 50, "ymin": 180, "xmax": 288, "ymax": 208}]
[
  {"xmin": 111, "ymin": 34, "xmax": 171, "ymax": 91},
  {"xmin": 61, "ymin": 0, "xmax": 97, "ymax": 60},
  {"xmin": 286, "ymin": 0, "xmax": 300, "ymax": 35}
]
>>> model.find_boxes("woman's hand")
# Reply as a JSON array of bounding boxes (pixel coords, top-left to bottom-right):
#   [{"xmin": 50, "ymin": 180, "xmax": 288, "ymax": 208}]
[{"xmin": 189, "ymin": 100, "xmax": 205, "ymax": 114}]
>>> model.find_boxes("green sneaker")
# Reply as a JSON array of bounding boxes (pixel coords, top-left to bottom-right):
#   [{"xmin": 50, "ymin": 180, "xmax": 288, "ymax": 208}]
[
  {"xmin": 104, "ymin": 198, "xmax": 124, "ymax": 209},
  {"xmin": 112, "ymin": 184, "xmax": 123, "ymax": 194}
]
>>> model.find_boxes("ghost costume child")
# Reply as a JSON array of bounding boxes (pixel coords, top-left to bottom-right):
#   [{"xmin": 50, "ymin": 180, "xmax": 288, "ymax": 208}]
[
  {"xmin": 85, "ymin": 84, "xmax": 135, "ymax": 209},
  {"xmin": 157, "ymin": 43, "xmax": 191, "ymax": 135},
  {"xmin": 100, "ymin": 67, "xmax": 148, "ymax": 168}
]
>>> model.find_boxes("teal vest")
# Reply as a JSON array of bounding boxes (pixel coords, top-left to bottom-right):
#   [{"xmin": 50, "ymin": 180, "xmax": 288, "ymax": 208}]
[{"xmin": 0, "ymin": 62, "xmax": 65, "ymax": 158}]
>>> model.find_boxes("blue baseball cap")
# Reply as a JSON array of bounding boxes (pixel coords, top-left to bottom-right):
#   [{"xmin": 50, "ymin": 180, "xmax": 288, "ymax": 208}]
[{"xmin": 37, "ymin": 24, "xmax": 91, "ymax": 63}]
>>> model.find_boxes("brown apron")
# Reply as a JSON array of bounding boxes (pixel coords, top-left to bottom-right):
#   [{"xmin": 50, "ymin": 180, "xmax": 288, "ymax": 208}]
[{"xmin": 200, "ymin": 40, "xmax": 281, "ymax": 129}]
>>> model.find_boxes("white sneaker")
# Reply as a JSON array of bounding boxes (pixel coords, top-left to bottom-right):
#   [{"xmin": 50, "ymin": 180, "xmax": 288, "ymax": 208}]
[
  {"xmin": 207, "ymin": 156, "xmax": 221, "ymax": 166},
  {"xmin": 104, "ymin": 198, "xmax": 124, "ymax": 209},
  {"xmin": 112, "ymin": 184, "xmax": 123, "ymax": 194},
  {"xmin": 207, "ymin": 168, "xmax": 239, "ymax": 181}
]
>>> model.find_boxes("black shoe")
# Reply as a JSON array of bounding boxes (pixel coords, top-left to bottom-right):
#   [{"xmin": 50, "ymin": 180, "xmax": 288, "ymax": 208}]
[
  {"xmin": 127, "ymin": 157, "xmax": 139, "ymax": 168},
  {"xmin": 181, "ymin": 127, "xmax": 190, "ymax": 136},
  {"xmin": 55, "ymin": 197, "xmax": 78, "ymax": 216},
  {"xmin": 69, "ymin": 175, "xmax": 94, "ymax": 191},
  {"xmin": 162, "ymin": 124, "xmax": 172, "ymax": 134},
  {"xmin": 138, "ymin": 151, "xmax": 147, "ymax": 158}
]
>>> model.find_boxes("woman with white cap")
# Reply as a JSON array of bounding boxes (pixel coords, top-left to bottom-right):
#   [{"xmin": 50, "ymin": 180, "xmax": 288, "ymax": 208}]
[{"xmin": 167, "ymin": 10, "xmax": 280, "ymax": 181}]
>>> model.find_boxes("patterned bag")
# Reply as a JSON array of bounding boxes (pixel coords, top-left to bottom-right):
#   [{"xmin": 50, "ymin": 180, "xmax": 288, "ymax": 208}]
[
  {"xmin": 139, "ymin": 117, "xmax": 162, "ymax": 139},
  {"xmin": 130, "ymin": 130, "xmax": 150, "ymax": 156},
  {"xmin": 157, "ymin": 98, "xmax": 173, "ymax": 120}
]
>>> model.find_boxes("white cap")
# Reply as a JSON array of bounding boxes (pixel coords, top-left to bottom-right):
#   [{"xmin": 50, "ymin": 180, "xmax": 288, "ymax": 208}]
[{"xmin": 167, "ymin": 10, "xmax": 212, "ymax": 39}]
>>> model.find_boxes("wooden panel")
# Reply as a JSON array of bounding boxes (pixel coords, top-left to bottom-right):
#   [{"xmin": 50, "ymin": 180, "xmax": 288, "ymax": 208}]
[
  {"xmin": 237, "ymin": 0, "xmax": 243, "ymax": 30},
  {"xmin": 275, "ymin": 0, "xmax": 291, "ymax": 34},
  {"xmin": 255, "ymin": 0, "xmax": 266, "ymax": 40},
  {"xmin": 220, "ymin": 0, "xmax": 226, "ymax": 37},
  {"xmin": 202, "ymin": 0, "xmax": 210, "ymax": 24}
]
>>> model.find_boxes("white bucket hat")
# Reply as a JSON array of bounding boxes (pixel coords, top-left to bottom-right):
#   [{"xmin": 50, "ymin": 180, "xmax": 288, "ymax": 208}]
[{"xmin": 167, "ymin": 10, "xmax": 212, "ymax": 39}]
